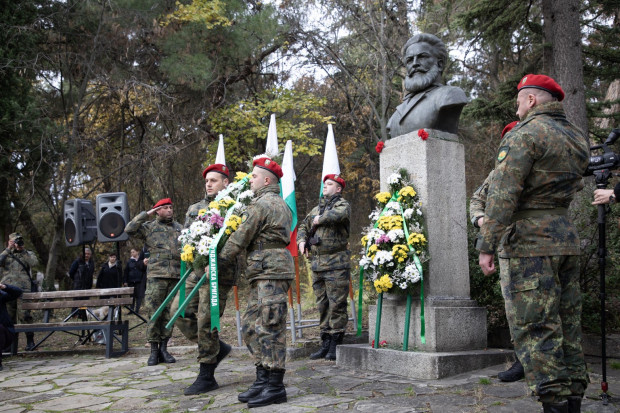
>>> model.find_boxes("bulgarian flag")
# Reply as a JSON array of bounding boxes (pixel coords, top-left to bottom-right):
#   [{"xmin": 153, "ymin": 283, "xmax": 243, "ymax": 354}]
[
  {"xmin": 320, "ymin": 124, "xmax": 341, "ymax": 197},
  {"xmin": 281, "ymin": 140, "xmax": 298, "ymax": 256}
]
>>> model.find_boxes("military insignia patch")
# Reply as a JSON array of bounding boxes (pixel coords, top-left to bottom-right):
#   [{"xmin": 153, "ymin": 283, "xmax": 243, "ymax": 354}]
[
  {"xmin": 222, "ymin": 166, "xmax": 227, "ymax": 171},
  {"xmin": 521, "ymin": 76, "xmax": 527, "ymax": 85},
  {"xmin": 241, "ymin": 215, "xmax": 247, "ymax": 223},
  {"xmin": 334, "ymin": 174, "xmax": 339, "ymax": 179},
  {"xmin": 265, "ymin": 159, "xmax": 271, "ymax": 165},
  {"xmin": 497, "ymin": 146, "xmax": 510, "ymax": 163}
]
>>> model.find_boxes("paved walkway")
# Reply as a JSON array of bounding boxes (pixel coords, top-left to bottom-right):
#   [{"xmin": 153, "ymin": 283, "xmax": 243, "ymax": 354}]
[{"xmin": 1, "ymin": 347, "xmax": 619, "ymax": 412}]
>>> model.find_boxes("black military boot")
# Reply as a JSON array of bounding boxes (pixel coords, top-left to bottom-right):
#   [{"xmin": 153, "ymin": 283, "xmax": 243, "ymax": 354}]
[
  {"xmin": 309, "ymin": 333, "xmax": 331, "ymax": 360},
  {"xmin": 147, "ymin": 342, "xmax": 160, "ymax": 366},
  {"xmin": 216, "ymin": 340, "xmax": 232, "ymax": 366},
  {"xmin": 238, "ymin": 365, "xmax": 269, "ymax": 402},
  {"xmin": 497, "ymin": 358, "xmax": 524, "ymax": 382},
  {"xmin": 567, "ymin": 396, "xmax": 582, "ymax": 413},
  {"xmin": 184, "ymin": 363, "xmax": 218, "ymax": 395},
  {"xmin": 25, "ymin": 333, "xmax": 36, "ymax": 351},
  {"xmin": 247, "ymin": 368, "xmax": 287, "ymax": 408},
  {"xmin": 542, "ymin": 401, "xmax": 569, "ymax": 413},
  {"xmin": 325, "ymin": 332, "xmax": 344, "ymax": 361},
  {"xmin": 158, "ymin": 339, "xmax": 176, "ymax": 363}
]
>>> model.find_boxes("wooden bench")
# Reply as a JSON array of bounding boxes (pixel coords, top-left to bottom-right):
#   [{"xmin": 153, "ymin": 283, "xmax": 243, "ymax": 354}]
[{"xmin": 11, "ymin": 287, "xmax": 135, "ymax": 358}]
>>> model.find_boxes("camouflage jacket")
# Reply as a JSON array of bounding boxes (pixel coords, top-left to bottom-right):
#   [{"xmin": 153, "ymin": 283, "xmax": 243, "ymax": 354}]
[
  {"xmin": 0, "ymin": 248, "xmax": 38, "ymax": 284},
  {"xmin": 184, "ymin": 196, "xmax": 212, "ymax": 228},
  {"xmin": 219, "ymin": 184, "xmax": 294, "ymax": 282},
  {"xmin": 469, "ymin": 173, "xmax": 491, "ymax": 227},
  {"xmin": 125, "ymin": 212, "xmax": 183, "ymax": 279},
  {"xmin": 478, "ymin": 102, "xmax": 589, "ymax": 258},
  {"xmin": 297, "ymin": 194, "xmax": 351, "ymax": 272},
  {"xmin": 185, "ymin": 194, "xmax": 237, "ymax": 286}
]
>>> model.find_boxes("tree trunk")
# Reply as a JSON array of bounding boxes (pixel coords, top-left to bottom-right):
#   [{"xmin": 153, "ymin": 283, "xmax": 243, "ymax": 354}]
[{"xmin": 542, "ymin": 0, "xmax": 588, "ymax": 141}]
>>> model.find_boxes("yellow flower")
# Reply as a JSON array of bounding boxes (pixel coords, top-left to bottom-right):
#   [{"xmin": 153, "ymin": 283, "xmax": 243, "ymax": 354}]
[
  {"xmin": 392, "ymin": 244, "xmax": 408, "ymax": 263},
  {"xmin": 377, "ymin": 215, "xmax": 403, "ymax": 231},
  {"xmin": 225, "ymin": 229, "xmax": 232, "ymax": 235},
  {"xmin": 235, "ymin": 171, "xmax": 248, "ymax": 181},
  {"xmin": 407, "ymin": 232, "xmax": 427, "ymax": 246},
  {"xmin": 361, "ymin": 235, "xmax": 368, "ymax": 248},
  {"xmin": 208, "ymin": 201, "xmax": 219, "ymax": 209},
  {"xmin": 226, "ymin": 215, "xmax": 242, "ymax": 232},
  {"xmin": 374, "ymin": 274, "xmax": 393, "ymax": 293},
  {"xmin": 374, "ymin": 192, "xmax": 391, "ymax": 204},
  {"xmin": 198, "ymin": 209, "xmax": 207, "ymax": 215},
  {"xmin": 368, "ymin": 244, "xmax": 378, "ymax": 255}
]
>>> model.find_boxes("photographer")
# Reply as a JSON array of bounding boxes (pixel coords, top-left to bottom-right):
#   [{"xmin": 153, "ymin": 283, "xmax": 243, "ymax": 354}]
[
  {"xmin": 298, "ymin": 174, "xmax": 351, "ymax": 361},
  {"xmin": 592, "ymin": 184, "xmax": 620, "ymax": 205},
  {"xmin": 0, "ymin": 233, "xmax": 39, "ymax": 351}
]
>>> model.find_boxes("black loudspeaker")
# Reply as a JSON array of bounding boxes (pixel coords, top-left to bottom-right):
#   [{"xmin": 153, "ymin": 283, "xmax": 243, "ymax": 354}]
[
  {"xmin": 96, "ymin": 192, "xmax": 130, "ymax": 242},
  {"xmin": 64, "ymin": 199, "xmax": 97, "ymax": 247}
]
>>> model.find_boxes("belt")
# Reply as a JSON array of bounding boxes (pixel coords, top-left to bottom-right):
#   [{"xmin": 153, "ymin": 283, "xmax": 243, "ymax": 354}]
[
  {"xmin": 510, "ymin": 207, "xmax": 568, "ymax": 223},
  {"xmin": 313, "ymin": 245, "xmax": 348, "ymax": 254},
  {"xmin": 248, "ymin": 242, "xmax": 288, "ymax": 253}
]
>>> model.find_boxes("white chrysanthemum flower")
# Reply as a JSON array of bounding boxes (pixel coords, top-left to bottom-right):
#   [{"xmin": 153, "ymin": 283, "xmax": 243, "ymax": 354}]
[
  {"xmin": 366, "ymin": 228, "xmax": 385, "ymax": 244},
  {"xmin": 239, "ymin": 190, "xmax": 254, "ymax": 201},
  {"xmin": 386, "ymin": 201, "xmax": 401, "ymax": 212},
  {"xmin": 189, "ymin": 221, "xmax": 208, "ymax": 236},
  {"xmin": 387, "ymin": 173, "xmax": 401, "ymax": 184},
  {"xmin": 372, "ymin": 250, "xmax": 393, "ymax": 266},
  {"xmin": 417, "ymin": 208, "xmax": 423, "ymax": 216},
  {"xmin": 359, "ymin": 256, "xmax": 371, "ymax": 269},
  {"xmin": 403, "ymin": 263, "xmax": 421, "ymax": 284},
  {"xmin": 403, "ymin": 208, "xmax": 414, "ymax": 219},
  {"xmin": 368, "ymin": 209, "xmax": 381, "ymax": 221},
  {"xmin": 386, "ymin": 229, "xmax": 404, "ymax": 242}
]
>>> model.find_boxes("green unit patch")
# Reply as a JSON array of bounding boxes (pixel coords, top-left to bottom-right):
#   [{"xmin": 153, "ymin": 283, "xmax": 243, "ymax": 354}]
[{"xmin": 497, "ymin": 146, "xmax": 510, "ymax": 163}]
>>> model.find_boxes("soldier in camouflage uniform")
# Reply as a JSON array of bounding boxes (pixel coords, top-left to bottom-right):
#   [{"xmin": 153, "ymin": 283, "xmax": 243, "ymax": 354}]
[
  {"xmin": 171, "ymin": 163, "xmax": 235, "ymax": 395},
  {"xmin": 477, "ymin": 75, "xmax": 589, "ymax": 413},
  {"xmin": 298, "ymin": 174, "xmax": 350, "ymax": 361},
  {"xmin": 219, "ymin": 157, "xmax": 294, "ymax": 408},
  {"xmin": 0, "ymin": 233, "xmax": 39, "ymax": 351},
  {"xmin": 470, "ymin": 122, "xmax": 525, "ymax": 383},
  {"xmin": 125, "ymin": 198, "xmax": 182, "ymax": 366}
]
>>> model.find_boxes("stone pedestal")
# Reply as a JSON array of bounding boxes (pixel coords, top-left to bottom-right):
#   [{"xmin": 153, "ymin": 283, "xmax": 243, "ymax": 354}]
[{"xmin": 338, "ymin": 130, "xmax": 499, "ymax": 379}]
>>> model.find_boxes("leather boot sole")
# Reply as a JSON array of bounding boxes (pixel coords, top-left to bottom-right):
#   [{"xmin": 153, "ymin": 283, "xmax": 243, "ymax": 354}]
[{"xmin": 247, "ymin": 395, "xmax": 287, "ymax": 408}]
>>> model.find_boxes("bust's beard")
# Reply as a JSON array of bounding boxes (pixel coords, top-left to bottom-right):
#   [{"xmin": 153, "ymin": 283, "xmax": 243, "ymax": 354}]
[{"xmin": 404, "ymin": 65, "xmax": 442, "ymax": 95}]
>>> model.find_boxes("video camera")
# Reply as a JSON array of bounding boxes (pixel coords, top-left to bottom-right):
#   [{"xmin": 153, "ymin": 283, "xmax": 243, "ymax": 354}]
[
  {"xmin": 15, "ymin": 237, "xmax": 24, "ymax": 247},
  {"xmin": 586, "ymin": 128, "xmax": 620, "ymax": 182}
]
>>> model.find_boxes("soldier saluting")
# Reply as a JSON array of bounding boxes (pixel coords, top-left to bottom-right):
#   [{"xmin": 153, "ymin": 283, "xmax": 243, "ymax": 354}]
[
  {"xmin": 125, "ymin": 198, "xmax": 182, "ymax": 366},
  {"xmin": 298, "ymin": 174, "xmax": 351, "ymax": 361}
]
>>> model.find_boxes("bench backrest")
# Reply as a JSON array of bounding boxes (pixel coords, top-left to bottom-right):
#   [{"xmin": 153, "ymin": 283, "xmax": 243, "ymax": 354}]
[{"xmin": 21, "ymin": 287, "xmax": 135, "ymax": 310}]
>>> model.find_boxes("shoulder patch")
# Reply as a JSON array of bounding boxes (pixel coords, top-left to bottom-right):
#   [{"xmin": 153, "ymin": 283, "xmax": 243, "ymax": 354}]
[{"xmin": 497, "ymin": 146, "xmax": 510, "ymax": 163}]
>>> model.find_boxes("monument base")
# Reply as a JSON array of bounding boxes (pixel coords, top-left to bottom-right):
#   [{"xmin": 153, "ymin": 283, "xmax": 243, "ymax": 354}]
[
  {"xmin": 369, "ymin": 296, "xmax": 488, "ymax": 352},
  {"xmin": 337, "ymin": 344, "xmax": 514, "ymax": 379}
]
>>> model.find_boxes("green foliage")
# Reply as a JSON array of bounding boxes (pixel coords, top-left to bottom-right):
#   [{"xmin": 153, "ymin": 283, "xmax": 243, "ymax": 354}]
[{"xmin": 207, "ymin": 87, "xmax": 332, "ymax": 165}]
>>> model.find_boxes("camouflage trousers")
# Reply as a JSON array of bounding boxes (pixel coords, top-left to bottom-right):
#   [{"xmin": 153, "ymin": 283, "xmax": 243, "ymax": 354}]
[
  {"xmin": 170, "ymin": 272, "xmax": 232, "ymax": 364},
  {"xmin": 242, "ymin": 279, "xmax": 291, "ymax": 370},
  {"xmin": 312, "ymin": 268, "xmax": 350, "ymax": 334},
  {"xmin": 0, "ymin": 275, "xmax": 33, "ymax": 324},
  {"xmin": 500, "ymin": 255, "xmax": 588, "ymax": 403},
  {"xmin": 144, "ymin": 277, "xmax": 177, "ymax": 342}
]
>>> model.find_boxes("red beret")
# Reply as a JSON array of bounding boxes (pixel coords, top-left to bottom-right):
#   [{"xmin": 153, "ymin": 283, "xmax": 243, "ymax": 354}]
[
  {"xmin": 253, "ymin": 157, "xmax": 283, "ymax": 179},
  {"xmin": 153, "ymin": 198, "xmax": 172, "ymax": 209},
  {"xmin": 501, "ymin": 121, "xmax": 519, "ymax": 139},
  {"xmin": 202, "ymin": 163, "xmax": 229, "ymax": 179},
  {"xmin": 323, "ymin": 174, "xmax": 346, "ymax": 189},
  {"xmin": 517, "ymin": 74, "xmax": 564, "ymax": 101}
]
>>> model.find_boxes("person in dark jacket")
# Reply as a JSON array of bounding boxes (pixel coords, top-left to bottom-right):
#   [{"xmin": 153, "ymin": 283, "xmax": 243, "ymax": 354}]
[
  {"xmin": 68, "ymin": 248, "xmax": 95, "ymax": 320},
  {"xmin": 123, "ymin": 248, "xmax": 147, "ymax": 313},
  {"xmin": 96, "ymin": 252, "xmax": 122, "ymax": 290},
  {"xmin": 0, "ymin": 283, "xmax": 23, "ymax": 371}
]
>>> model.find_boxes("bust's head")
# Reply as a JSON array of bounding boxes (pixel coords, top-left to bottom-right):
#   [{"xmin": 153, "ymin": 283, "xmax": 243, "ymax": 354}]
[{"xmin": 402, "ymin": 33, "xmax": 447, "ymax": 94}]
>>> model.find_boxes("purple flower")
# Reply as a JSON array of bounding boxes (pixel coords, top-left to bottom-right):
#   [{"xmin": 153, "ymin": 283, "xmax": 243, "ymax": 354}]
[
  {"xmin": 209, "ymin": 214, "xmax": 224, "ymax": 228},
  {"xmin": 375, "ymin": 234, "xmax": 390, "ymax": 244}
]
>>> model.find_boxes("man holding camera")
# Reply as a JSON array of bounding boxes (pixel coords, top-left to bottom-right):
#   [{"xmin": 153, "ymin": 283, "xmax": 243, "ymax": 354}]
[
  {"xmin": 0, "ymin": 233, "xmax": 39, "ymax": 351},
  {"xmin": 298, "ymin": 174, "xmax": 351, "ymax": 361},
  {"xmin": 477, "ymin": 75, "xmax": 589, "ymax": 413}
]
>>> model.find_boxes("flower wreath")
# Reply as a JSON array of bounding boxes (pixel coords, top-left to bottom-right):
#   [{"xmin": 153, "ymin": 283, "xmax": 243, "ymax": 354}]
[
  {"xmin": 359, "ymin": 169, "xmax": 429, "ymax": 294},
  {"xmin": 178, "ymin": 171, "xmax": 254, "ymax": 273}
]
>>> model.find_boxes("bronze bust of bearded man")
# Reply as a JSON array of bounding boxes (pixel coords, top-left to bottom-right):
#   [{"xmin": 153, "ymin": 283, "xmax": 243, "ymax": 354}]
[{"xmin": 387, "ymin": 33, "xmax": 468, "ymax": 138}]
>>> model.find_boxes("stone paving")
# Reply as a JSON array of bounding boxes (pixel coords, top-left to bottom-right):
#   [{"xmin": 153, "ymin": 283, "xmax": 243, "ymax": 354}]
[{"xmin": 1, "ymin": 347, "xmax": 619, "ymax": 412}]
